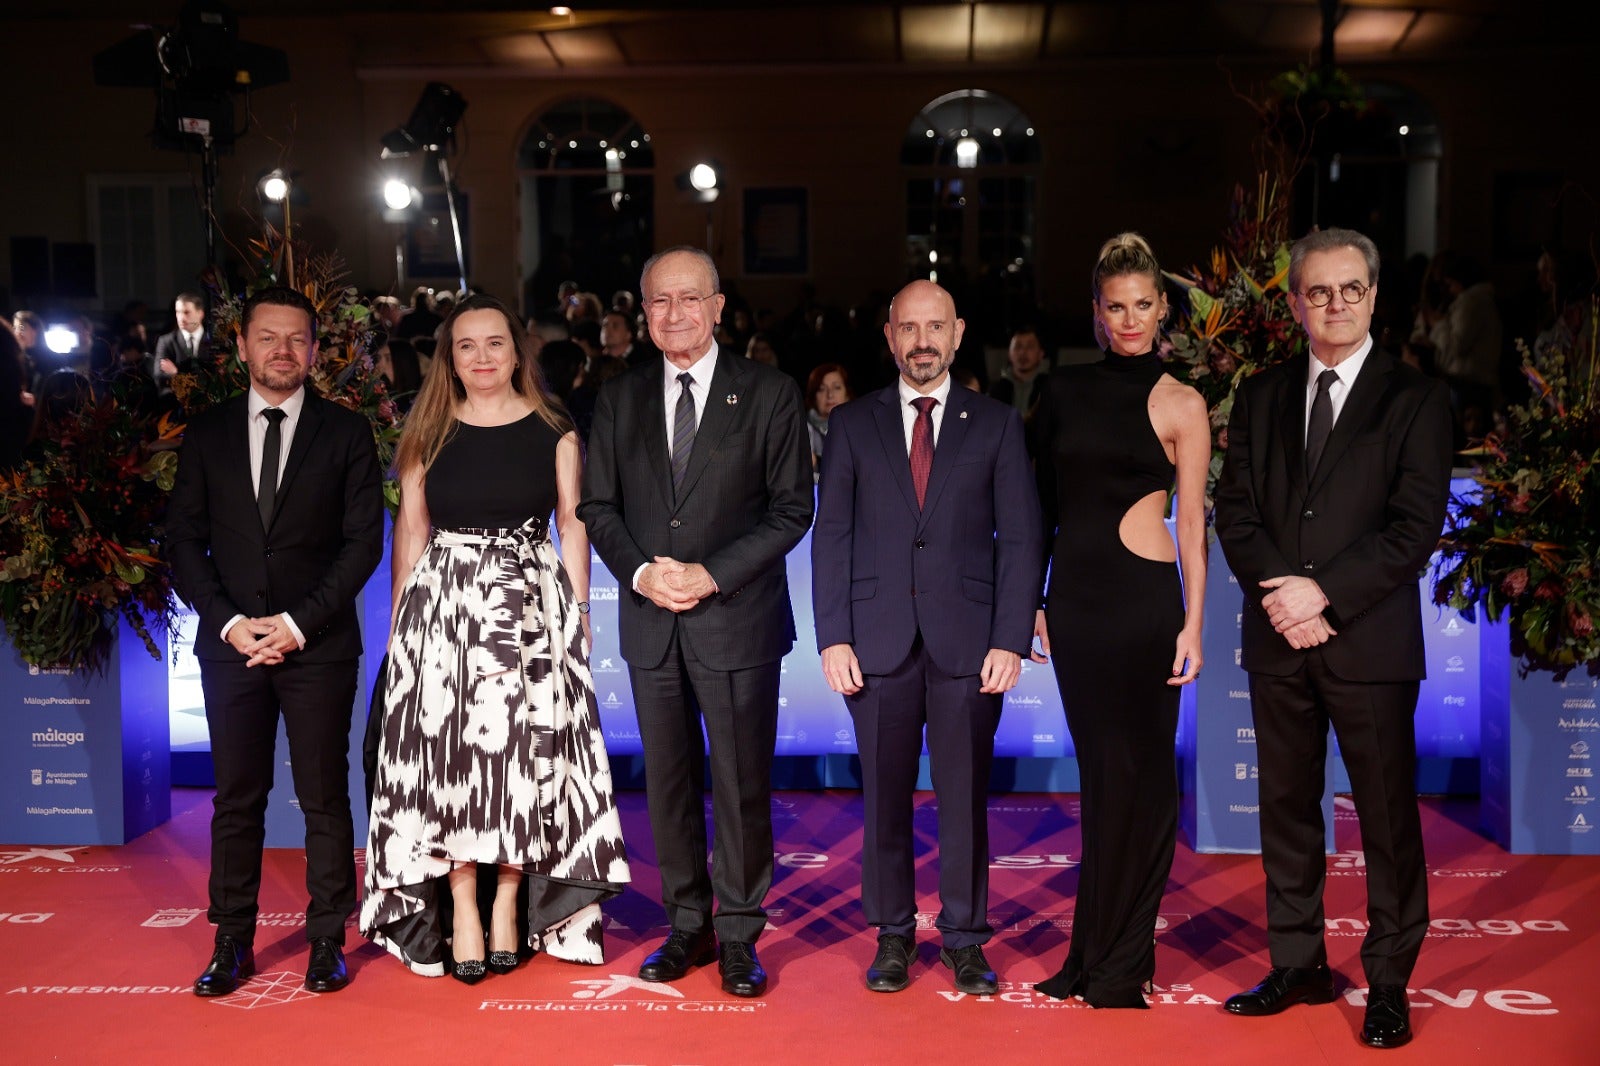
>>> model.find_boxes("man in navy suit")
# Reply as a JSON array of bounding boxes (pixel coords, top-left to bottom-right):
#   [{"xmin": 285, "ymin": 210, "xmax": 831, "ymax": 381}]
[
  {"xmin": 167, "ymin": 287, "xmax": 384, "ymax": 997},
  {"xmin": 812, "ymin": 280, "xmax": 1042, "ymax": 995}
]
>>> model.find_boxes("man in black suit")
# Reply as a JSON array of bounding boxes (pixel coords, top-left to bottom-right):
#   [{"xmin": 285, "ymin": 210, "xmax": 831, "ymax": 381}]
[
  {"xmin": 151, "ymin": 291, "xmax": 210, "ymax": 398},
  {"xmin": 986, "ymin": 326, "xmax": 1048, "ymax": 417},
  {"xmin": 1214, "ymin": 228, "xmax": 1452, "ymax": 1049},
  {"xmin": 167, "ymin": 287, "xmax": 385, "ymax": 997},
  {"xmin": 579, "ymin": 246, "xmax": 813, "ymax": 998},
  {"xmin": 813, "ymin": 280, "xmax": 1041, "ymax": 995}
]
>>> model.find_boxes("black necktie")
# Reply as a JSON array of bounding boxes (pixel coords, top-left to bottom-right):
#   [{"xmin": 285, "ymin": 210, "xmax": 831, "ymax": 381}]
[
  {"xmin": 257, "ymin": 408, "xmax": 286, "ymax": 528},
  {"xmin": 1304, "ymin": 368, "xmax": 1339, "ymax": 477},
  {"xmin": 670, "ymin": 372, "xmax": 695, "ymax": 494}
]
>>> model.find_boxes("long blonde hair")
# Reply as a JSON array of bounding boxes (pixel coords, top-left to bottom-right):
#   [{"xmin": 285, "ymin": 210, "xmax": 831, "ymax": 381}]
[{"xmin": 393, "ymin": 293, "xmax": 572, "ymax": 477}]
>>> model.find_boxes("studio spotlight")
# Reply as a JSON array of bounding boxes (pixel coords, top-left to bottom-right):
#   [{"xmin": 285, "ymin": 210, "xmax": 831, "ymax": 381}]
[
  {"xmin": 954, "ymin": 137, "xmax": 980, "ymax": 169},
  {"xmin": 382, "ymin": 178, "xmax": 415, "ymax": 211},
  {"xmin": 676, "ymin": 160, "xmax": 723, "ymax": 204},
  {"xmin": 44, "ymin": 325, "xmax": 80, "ymax": 356},
  {"xmin": 258, "ymin": 169, "xmax": 289, "ymax": 203},
  {"xmin": 379, "ymin": 81, "xmax": 467, "ymax": 158}
]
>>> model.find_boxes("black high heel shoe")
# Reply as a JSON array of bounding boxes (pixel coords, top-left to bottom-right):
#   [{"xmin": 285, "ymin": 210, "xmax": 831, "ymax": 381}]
[{"xmin": 452, "ymin": 958, "xmax": 487, "ymax": 984}]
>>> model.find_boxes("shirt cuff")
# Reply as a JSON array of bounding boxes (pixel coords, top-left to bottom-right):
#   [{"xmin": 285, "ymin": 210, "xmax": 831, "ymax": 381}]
[
  {"xmin": 281, "ymin": 613, "xmax": 307, "ymax": 650},
  {"xmin": 631, "ymin": 562, "xmax": 649, "ymax": 594},
  {"xmin": 220, "ymin": 614, "xmax": 246, "ymax": 643}
]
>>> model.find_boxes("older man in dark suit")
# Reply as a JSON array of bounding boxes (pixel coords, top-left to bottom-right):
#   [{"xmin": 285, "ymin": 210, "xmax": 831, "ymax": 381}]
[
  {"xmin": 578, "ymin": 246, "xmax": 813, "ymax": 998},
  {"xmin": 1214, "ymin": 228, "xmax": 1453, "ymax": 1049},
  {"xmin": 812, "ymin": 280, "xmax": 1042, "ymax": 995},
  {"xmin": 167, "ymin": 286, "xmax": 384, "ymax": 998}
]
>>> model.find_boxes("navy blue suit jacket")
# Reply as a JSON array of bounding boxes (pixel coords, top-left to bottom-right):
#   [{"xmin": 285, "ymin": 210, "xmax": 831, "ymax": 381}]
[{"xmin": 812, "ymin": 381, "xmax": 1042, "ymax": 676}]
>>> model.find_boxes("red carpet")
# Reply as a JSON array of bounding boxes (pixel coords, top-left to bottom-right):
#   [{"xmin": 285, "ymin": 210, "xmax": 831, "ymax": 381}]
[{"xmin": 2, "ymin": 789, "xmax": 1595, "ymax": 1064}]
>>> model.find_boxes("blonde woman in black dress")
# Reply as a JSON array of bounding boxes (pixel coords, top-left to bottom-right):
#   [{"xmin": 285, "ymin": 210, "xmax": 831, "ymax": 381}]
[{"xmin": 1031, "ymin": 233, "xmax": 1209, "ymax": 1006}]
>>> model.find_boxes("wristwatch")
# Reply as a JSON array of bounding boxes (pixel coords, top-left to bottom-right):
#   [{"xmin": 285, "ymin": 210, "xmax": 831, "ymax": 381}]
[{"xmin": 575, "ymin": 601, "xmax": 591, "ymax": 614}]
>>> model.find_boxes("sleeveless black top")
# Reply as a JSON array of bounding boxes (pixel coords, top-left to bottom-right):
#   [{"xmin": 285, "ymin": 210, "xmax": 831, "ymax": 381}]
[{"xmin": 425, "ymin": 412, "xmax": 562, "ymax": 529}]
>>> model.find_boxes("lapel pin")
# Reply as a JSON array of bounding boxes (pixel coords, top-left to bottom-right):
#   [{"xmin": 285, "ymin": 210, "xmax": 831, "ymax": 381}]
[
  {"xmin": 959, "ymin": 411, "xmax": 968, "ymax": 419},
  {"xmin": 726, "ymin": 393, "xmax": 738, "ymax": 405}
]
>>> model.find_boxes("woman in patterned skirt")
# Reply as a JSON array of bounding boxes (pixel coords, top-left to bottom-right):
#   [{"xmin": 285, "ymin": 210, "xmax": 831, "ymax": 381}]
[{"xmin": 361, "ymin": 294, "xmax": 629, "ymax": 983}]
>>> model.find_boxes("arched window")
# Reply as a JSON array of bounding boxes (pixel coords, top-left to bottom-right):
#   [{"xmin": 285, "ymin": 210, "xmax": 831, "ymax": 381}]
[
  {"xmin": 516, "ymin": 97, "xmax": 654, "ymax": 315},
  {"xmin": 901, "ymin": 89, "xmax": 1040, "ymax": 334}
]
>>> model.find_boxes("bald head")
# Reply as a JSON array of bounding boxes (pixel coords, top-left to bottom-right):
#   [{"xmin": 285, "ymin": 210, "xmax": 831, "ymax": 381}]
[{"xmin": 886, "ymin": 280, "xmax": 964, "ymax": 392}]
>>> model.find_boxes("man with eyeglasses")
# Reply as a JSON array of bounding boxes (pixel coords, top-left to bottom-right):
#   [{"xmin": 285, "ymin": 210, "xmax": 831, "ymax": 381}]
[
  {"xmin": 579, "ymin": 246, "xmax": 813, "ymax": 999},
  {"xmin": 1213, "ymin": 228, "xmax": 1453, "ymax": 1050}
]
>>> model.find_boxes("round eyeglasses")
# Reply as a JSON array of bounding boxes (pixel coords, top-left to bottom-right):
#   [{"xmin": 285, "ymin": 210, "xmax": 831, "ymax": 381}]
[{"xmin": 1298, "ymin": 281, "xmax": 1371, "ymax": 307}]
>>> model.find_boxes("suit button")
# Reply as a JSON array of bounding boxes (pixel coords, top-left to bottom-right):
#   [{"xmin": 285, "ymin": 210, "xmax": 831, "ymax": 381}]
[
  {"xmin": 670, "ymin": 519, "xmax": 681, "ymax": 529},
  {"xmin": 1302, "ymin": 561, "xmax": 1315, "ymax": 571},
  {"xmin": 264, "ymin": 548, "xmax": 274, "ymax": 558},
  {"xmin": 1302, "ymin": 509, "xmax": 1315, "ymax": 520},
  {"xmin": 915, "ymin": 539, "xmax": 925, "ymax": 548},
  {"xmin": 255, "ymin": 589, "xmax": 266, "ymax": 599}
]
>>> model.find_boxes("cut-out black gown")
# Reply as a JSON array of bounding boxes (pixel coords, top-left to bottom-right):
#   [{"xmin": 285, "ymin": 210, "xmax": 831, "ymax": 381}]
[{"xmin": 1032, "ymin": 350, "xmax": 1184, "ymax": 1008}]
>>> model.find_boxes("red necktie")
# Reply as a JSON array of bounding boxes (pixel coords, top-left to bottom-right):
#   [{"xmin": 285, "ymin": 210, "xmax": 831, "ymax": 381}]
[{"xmin": 910, "ymin": 396, "xmax": 937, "ymax": 508}]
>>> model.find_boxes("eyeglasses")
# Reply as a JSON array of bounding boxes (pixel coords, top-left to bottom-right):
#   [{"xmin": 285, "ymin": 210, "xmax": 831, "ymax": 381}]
[
  {"xmin": 645, "ymin": 293, "xmax": 715, "ymax": 317},
  {"xmin": 1298, "ymin": 281, "xmax": 1371, "ymax": 307}
]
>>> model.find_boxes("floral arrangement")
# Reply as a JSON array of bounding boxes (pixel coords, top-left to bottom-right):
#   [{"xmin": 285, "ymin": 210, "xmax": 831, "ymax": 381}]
[
  {"xmin": 0, "ymin": 226, "xmax": 401, "ymax": 672},
  {"xmin": 180, "ymin": 228, "xmax": 403, "ymax": 509},
  {"xmin": 0, "ymin": 380, "xmax": 182, "ymax": 671},
  {"xmin": 1163, "ymin": 173, "xmax": 1307, "ymax": 508},
  {"xmin": 1434, "ymin": 325, "xmax": 1599, "ymax": 678}
]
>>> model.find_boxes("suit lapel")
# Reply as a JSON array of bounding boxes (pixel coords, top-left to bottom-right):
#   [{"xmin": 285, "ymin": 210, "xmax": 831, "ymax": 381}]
[
  {"xmin": 1277, "ymin": 354, "xmax": 1310, "ymax": 500},
  {"xmin": 226, "ymin": 397, "xmax": 258, "ymax": 527},
  {"xmin": 872, "ymin": 386, "xmax": 921, "ymax": 516},
  {"xmin": 1307, "ymin": 348, "xmax": 1394, "ymax": 496},
  {"xmin": 266, "ymin": 391, "xmax": 324, "ymax": 531},
  {"xmin": 637, "ymin": 367, "xmax": 673, "ymax": 511},
  {"xmin": 673, "ymin": 349, "xmax": 740, "ymax": 506},
  {"xmin": 918, "ymin": 383, "xmax": 972, "ymax": 529}
]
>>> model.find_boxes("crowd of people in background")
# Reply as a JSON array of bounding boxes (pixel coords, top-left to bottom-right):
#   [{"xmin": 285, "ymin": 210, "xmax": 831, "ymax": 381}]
[{"xmin": 4, "ymin": 240, "xmax": 1591, "ymax": 477}]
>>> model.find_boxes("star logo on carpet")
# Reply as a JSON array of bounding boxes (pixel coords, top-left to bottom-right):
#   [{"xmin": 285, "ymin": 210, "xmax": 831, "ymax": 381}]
[
  {"xmin": 211, "ymin": 970, "xmax": 324, "ymax": 1010},
  {"xmin": 0, "ymin": 846, "xmax": 88, "ymax": 865},
  {"xmin": 571, "ymin": 975, "xmax": 686, "ymax": 1000}
]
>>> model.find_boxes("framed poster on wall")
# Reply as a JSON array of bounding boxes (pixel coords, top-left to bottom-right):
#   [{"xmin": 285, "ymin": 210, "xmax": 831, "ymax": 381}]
[{"xmin": 742, "ymin": 186, "xmax": 808, "ymax": 276}]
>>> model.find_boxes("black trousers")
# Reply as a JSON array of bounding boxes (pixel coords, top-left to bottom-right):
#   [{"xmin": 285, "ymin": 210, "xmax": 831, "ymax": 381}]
[
  {"xmin": 629, "ymin": 628, "xmax": 780, "ymax": 945},
  {"xmin": 847, "ymin": 635, "xmax": 1001, "ymax": 948},
  {"xmin": 201, "ymin": 655, "xmax": 358, "ymax": 945},
  {"xmin": 1249, "ymin": 652, "xmax": 1427, "ymax": 986}
]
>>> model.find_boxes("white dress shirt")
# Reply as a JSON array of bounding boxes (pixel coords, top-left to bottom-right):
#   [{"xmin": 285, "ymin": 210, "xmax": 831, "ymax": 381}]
[
  {"xmin": 221, "ymin": 385, "xmax": 308, "ymax": 649},
  {"xmin": 897, "ymin": 372, "xmax": 954, "ymax": 452},
  {"xmin": 1305, "ymin": 333, "xmax": 1373, "ymax": 440},
  {"xmin": 633, "ymin": 346, "xmax": 720, "ymax": 594}
]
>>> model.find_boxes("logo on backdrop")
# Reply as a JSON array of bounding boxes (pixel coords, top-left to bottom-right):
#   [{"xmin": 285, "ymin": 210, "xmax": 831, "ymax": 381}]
[
  {"xmin": 1558, "ymin": 716, "xmax": 1599, "ymax": 731},
  {"xmin": 1566, "ymin": 785, "xmax": 1592, "ymax": 806},
  {"xmin": 1570, "ymin": 813, "xmax": 1592, "ymax": 834},
  {"xmin": 1440, "ymin": 617, "xmax": 1466, "ymax": 637},
  {"xmin": 29, "ymin": 728, "xmax": 87, "ymax": 748}
]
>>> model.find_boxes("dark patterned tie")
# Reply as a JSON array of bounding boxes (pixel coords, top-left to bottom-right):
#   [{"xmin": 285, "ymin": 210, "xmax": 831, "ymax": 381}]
[
  {"xmin": 1304, "ymin": 368, "xmax": 1339, "ymax": 477},
  {"xmin": 909, "ymin": 396, "xmax": 937, "ymax": 508},
  {"xmin": 670, "ymin": 371, "xmax": 696, "ymax": 494},
  {"xmin": 257, "ymin": 408, "xmax": 286, "ymax": 529}
]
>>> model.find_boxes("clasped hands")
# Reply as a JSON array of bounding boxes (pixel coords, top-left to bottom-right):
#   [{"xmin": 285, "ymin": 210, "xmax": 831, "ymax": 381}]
[
  {"xmin": 639, "ymin": 556, "xmax": 717, "ymax": 613},
  {"xmin": 821, "ymin": 644, "xmax": 1024, "ymax": 696},
  {"xmin": 226, "ymin": 614, "xmax": 299, "ymax": 667},
  {"xmin": 1259, "ymin": 575, "xmax": 1338, "ymax": 649}
]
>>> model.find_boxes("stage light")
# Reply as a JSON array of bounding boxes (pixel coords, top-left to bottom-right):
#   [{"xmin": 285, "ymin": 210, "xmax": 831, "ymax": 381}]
[
  {"xmin": 258, "ymin": 169, "xmax": 289, "ymax": 202},
  {"xmin": 383, "ymin": 178, "xmax": 414, "ymax": 210},
  {"xmin": 1399, "ymin": 124, "xmax": 1410, "ymax": 136},
  {"xmin": 44, "ymin": 325, "xmax": 79, "ymax": 355},
  {"xmin": 379, "ymin": 82, "xmax": 467, "ymax": 158},
  {"xmin": 954, "ymin": 137, "xmax": 979, "ymax": 168},
  {"xmin": 676, "ymin": 160, "xmax": 723, "ymax": 204},
  {"xmin": 928, "ymin": 250, "xmax": 938, "ymax": 264},
  {"xmin": 551, "ymin": 5, "xmax": 572, "ymax": 14}
]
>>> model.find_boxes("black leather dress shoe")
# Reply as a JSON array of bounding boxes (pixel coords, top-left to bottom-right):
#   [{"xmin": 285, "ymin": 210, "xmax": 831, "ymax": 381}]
[
  {"xmin": 193, "ymin": 935, "xmax": 255, "ymax": 997},
  {"xmin": 1224, "ymin": 965, "xmax": 1336, "ymax": 1016},
  {"xmin": 939, "ymin": 945, "xmax": 998, "ymax": 995},
  {"xmin": 718, "ymin": 940, "xmax": 767, "ymax": 998},
  {"xmin": 1361, "ymin": 984, "xmax": 1413, "ymax": 1048},
  {"xmin": 304, "ymin": 936, "xmax": 349, "ymax": 993},
  {"xmin": 638, "ymin": 929, "xmax": 717, "ymax": 983},
  {"xmin": 866, "ymin": 934, "xmax": 916, "ymax": 992}
]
